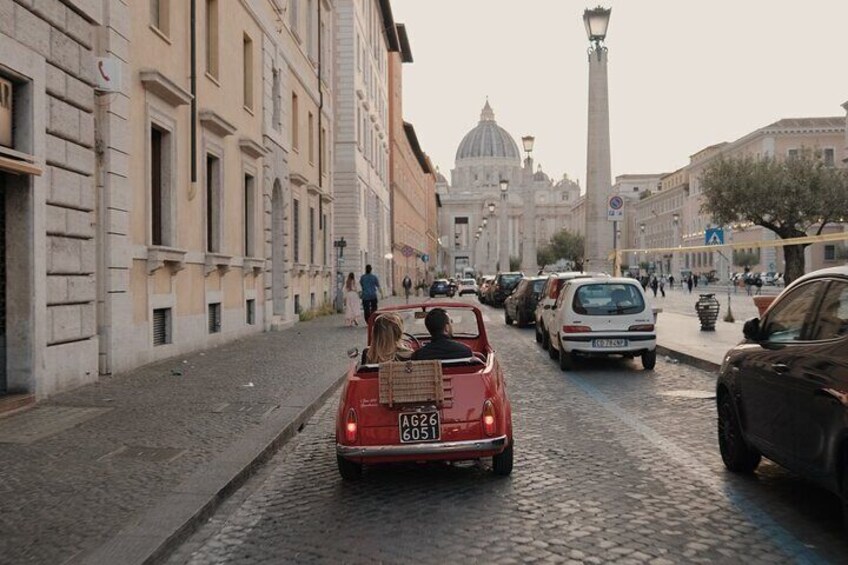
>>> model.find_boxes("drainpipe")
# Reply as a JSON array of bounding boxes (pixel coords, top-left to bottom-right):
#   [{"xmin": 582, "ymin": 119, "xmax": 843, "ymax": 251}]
[
  {"xmin": 317, "ymin": 0, "xmax": 326, "ymax": 263},
  {"xmin": 190, "ymin": 0, "xmax": 197, "ymax": 189}
]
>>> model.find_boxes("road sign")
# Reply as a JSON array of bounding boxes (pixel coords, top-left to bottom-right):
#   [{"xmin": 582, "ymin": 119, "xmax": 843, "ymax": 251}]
[
  {"xmin": 705, "ymin": 228, "xmax": 724, "ymax": 245},
  {"xmin": 607, "ymin": 195, "xmax": 624, "ymax": 222},
  {"xmin": 401, "ymin": 245, "xmax": 414, "ymax": 258},
  {"xmin": 421, "ymin": 254, "xmax": 430, "ymax": 263}
]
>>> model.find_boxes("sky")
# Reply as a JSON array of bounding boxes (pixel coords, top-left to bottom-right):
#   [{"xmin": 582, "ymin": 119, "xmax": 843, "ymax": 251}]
[{"xmin": 390, "ymin": 0, "xmax": 848, "ymax": 188}]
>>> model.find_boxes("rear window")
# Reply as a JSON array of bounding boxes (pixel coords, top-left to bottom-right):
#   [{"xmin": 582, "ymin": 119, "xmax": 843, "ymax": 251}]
[
  {"xmin": 532, "ymin": 279, "xmax": 546, "ymax": 293},
  {"xmin": 573, "ymin": 283, "xmax": 645, "ymax": 316},
  {"xmin": 499, "ymin": 274, "xmax": 522, "ymax": 287},
  {"xmin": 461, "ymin": 279, "xmax": 475, "ymax": 285}
]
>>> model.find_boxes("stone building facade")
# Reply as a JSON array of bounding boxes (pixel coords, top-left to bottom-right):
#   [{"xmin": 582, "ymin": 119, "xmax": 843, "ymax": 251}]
[
  {"xmin": 388, "ymin": 23, "xmax": 437, "ymax": 290},
  {"xmin": 0, "ymin": 0, "xmax": 101, "ymax": 402},
  {"xmin": 333, "ymin": 0, "xmax": 395, "ymax": 292},
  {"xmin": 437, "ymin": 101, "xmax": 581, "ymax": 276}
]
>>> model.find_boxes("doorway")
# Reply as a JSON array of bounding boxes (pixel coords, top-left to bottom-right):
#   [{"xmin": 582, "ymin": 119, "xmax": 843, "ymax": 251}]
[{"xmin": 0, "ymin": 174, "xmax": 6, "ymax": 394}]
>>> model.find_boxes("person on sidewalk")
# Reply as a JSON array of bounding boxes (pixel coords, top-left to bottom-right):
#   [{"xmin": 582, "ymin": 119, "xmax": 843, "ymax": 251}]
[
  {"xmin": 402, "ymin": 275, "xmax": 412, "ymax": 303},
  {"xmin": 650, "ymin": 276, "xmax": 659, "ymax": 298},
  {"xmin": 360, "ymin": 264, "xmax": 381, "ymax": 322},
  {"xmin": 659, "ymin": 277, "xmax": 666, "ymax": 298},
  {"xmin": 344, "ymin": 273, "xmax": 361, "ymax": 327},
  {"xmin": 412, "ymin": 308, "xmax": 473, "ymax": 361},
  {"xmin": 687, "ymin": 276, "xmax": 693, "ymax": 294},
  {"xmin": 668, "ymin": 275, "xmax": 675, "ymax": 289}
]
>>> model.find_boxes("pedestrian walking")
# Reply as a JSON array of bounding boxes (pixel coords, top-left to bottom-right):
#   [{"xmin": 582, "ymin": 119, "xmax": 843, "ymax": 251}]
[
  {"xmin": 668, "ymin": 275, "xmax": 675, "ymax": 289},
  {"xmin": 343, "ymin": 273, "xmax": 361, "ymax": 327},
  {"xmin": 687, "ymin": 276, "xmax": 693, "ymax": 294},
  {"xmin": 360, "ymin": 264, "xmax": 381, "ymax": 322},
  {"xmin": 402, "ymin": 275, "xmax": 412, "ymax": 303},
  {"xmin": 659, "ymin": 277, "xmax": 666, "ymax": 298},
  {"xmin": 693, "ymin": 274, "xmax": 699, "ymax": 288},
  {"xmin": 650, "ymin": 276, "xmax": 659, "ymax": 297}
]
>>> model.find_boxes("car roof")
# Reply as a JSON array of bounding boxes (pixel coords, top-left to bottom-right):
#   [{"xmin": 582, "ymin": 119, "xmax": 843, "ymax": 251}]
[
  {"xmin": 785, "ymin": 266, "xmax": 848, "ymax": 288},
  {"xmin": 570, "ymin": 276, "xmax": 645, "ymax": 287}
]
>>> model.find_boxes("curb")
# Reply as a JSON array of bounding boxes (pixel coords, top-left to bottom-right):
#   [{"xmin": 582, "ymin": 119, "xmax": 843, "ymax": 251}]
[
  {"xmin": 656, "ymin": 344, "xmax": 721, "ymax": 374},
  {"xmin": 75, "ymin": 371, "xmax": 349, "ymax": 565}
]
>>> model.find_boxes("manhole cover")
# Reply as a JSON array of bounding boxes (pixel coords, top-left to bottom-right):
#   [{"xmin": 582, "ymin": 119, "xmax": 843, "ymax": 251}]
[
  {"xmin": 101, "ymin": 445, "xmax": 186, "ymax": 463},
  {"xmin": 0, "ymin": 406, "xmax": 112, "ymax": 444},
  {"xmin": 660, "ymin": 390, "xmax": 716, "ymax": 400}
]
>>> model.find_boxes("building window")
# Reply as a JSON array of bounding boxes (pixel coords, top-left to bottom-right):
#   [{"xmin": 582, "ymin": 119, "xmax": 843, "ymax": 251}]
[
  {"xmin": 243, "ymin": 34, "xmax": 254, "ymax": 111},
  {"xmin": 310, "ymin": 292, "xmax": 316, "ymax": 309},
  {"xmin": 320, "ymin": 127, "xmax": 327, "ymax": 172},
  {"xmin": 293, "ymin": 198, "xmax": 300, "ymax": 262},
  {"xmin": 205, "ymin": 0, "xmax": 219, "ymax": 78},
  {"xmin": 309, "ymin": 206, "xmax": 315, "ymax": 264},
  {"xmin": 306, "ymin": 0, "xmax": 315, "ymax": 59},
  {"xmin": 206, "ymin": 154, "xmax": 221, "ymax": 252},
  {"xmin": 208, "ymin": 303, "xmax": 221, "ymax": 333},
  {"xmin": 291, "ymin": 93, "xmax": 299, "ymax": 150},
  {"xmin": 246, "ymin": 299, "xmax": 256, "ymax": 325},
  {"xmin": 150, "ymin": 0, "xmax": 170, "ymax": 36},
  {"xmin": 150, "ymin": 125, "xmax": 173, "ymax": 246},
  {"xmin": 825, "ymin": 245, "xmax": 837, "ymax": 261},
  {"xmin": 787, "ymin": 148, "xmax": 799, "ymax": 160},
  {"xmin": 356, "ymin": 34, "xmax": 361, "ymax": 71},
  {"xmin": 152, "ymin": 308, "xmax": 172, "ymax": 346},
  {"xmin": 308, "ymin": 112, "xmax": 315, "ymax": 163},
  {"xmin": 272, "ymin": 68, "xmax": 281, "ymax": 131},
  {"xmin": 323, "ymin": 213, "xmax": 328, "ymax": 265},
  {"xmin": 824, "ymin": 148, "xmax": 835, "ymax": 167},
  {"xmin": 294, "ymin": 294, "xmax": 301, "ymax": 314},
  {"xmin": 244, "ymin": 173, "xmax": 255, "ymax": 256}
]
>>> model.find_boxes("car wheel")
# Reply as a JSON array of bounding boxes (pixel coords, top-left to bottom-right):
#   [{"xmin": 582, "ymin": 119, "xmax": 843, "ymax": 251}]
[
  {"xmin": 717, "ymin": 395, "xmax": 761, "ymax": 473},
  {"xmin": 492, "ymin": 441, "xmax": 513, "ymax": 476},
  {"xmin": 535, "ymin": 323, "xmax": 542, "ymax": 343},
  {"xmin": 641, "ymin": 349, "xmax": 657, "ymax": 370},
  {"xmin": 548, "ymin": 335, "xmax": 558, "ymax": 360},
  {"xmin": 516, "ymin": 313, "xmax": 527, "ymax": 328},
  {"xmin": 504, "ymin": 310, "xmax": 513, "ymax": 325},
  {"xmin": 337, "ymin": 454, "xmax": 363, "ymax": 481},
  {"xmin": 559, "ymin": 341, "xmax": 575, "ymax": 371}
]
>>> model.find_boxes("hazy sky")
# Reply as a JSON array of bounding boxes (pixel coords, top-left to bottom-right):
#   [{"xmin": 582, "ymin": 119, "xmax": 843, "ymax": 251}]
[{"xmin": 390, "ymin": 0, "xmax": 848, "ymax": 187}]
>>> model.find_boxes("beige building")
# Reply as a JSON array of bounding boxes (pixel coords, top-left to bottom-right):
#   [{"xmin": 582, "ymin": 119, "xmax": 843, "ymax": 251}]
[{"xmin": 388, "ymin": 23, "xmax": 437, "ymax": 290}]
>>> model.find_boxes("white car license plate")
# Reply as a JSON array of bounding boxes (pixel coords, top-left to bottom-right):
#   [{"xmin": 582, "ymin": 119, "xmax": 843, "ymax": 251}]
[
  {"xmin": 593, "ymin": 338, "xmax": 627, "ymax": 348},
  {"xmin": 399, "ymin": 411, "xmax": 440, "ymax": 443}
]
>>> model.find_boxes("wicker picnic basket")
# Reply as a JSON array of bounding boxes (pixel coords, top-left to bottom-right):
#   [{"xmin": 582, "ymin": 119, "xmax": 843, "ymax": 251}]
[{"xmin": 378, "ymin": 360, "xmax": 444, "ymax": 407}]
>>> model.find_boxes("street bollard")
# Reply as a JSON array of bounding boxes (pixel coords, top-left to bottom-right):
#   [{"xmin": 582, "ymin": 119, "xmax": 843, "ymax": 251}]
[{"xmin": 696, "ymin": 293, "xmax": 720, "ymax": 331}]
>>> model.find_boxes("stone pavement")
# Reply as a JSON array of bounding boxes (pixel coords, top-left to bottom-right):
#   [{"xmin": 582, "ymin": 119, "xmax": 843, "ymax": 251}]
[
  {"xmin": 656, "ymin": 311, "xmax": 745, "ymax": 369},
  {"xmin": 0, "ymin": 306, "xmax": 381, "ymax": 565}
]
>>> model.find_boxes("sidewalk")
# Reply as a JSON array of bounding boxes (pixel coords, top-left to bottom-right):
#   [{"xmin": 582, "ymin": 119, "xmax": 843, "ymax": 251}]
[
  {"xmin": 656, "ymin": 310, "xmax": 746, "ymax": 371},
  {"xmin": 0, "ymin": 310, "xmax": 370, "ymax": 565}
]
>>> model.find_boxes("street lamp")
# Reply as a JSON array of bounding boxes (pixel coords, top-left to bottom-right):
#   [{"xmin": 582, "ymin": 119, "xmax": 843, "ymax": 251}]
[
  {"xmin": 521, "ymin": 135, "xmax": 535, "ymax": 160},
  {"xmin": 487, "ymin": 202, "xmax": 496, "ymax": 214},
  {"xmin": 499, "ymin": 179, "xmax": 509, "ymax": 272},
  {"xmin": 482, "ymin": 218, "xmax": 488, "ymax": 228},
  {"xmin": 582, "ymin": 5, "xmax": 614, "ymax": 274}
]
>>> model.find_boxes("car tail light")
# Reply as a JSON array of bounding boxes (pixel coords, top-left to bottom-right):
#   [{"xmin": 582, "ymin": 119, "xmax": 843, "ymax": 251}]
[
  {"xmin": 562, "ymin": 325, "xmax": 591, "ymax": 333},
  {"xmin": 482, "ymin": 400, "xmax": 496, "ymax": 437},
  {"xmin": 345, "ymin": 408, "xmax": 358, "ymax": 442},
  {"xmin": 628, "ymin": 324, "xmax": 655, "ymax": 332}
]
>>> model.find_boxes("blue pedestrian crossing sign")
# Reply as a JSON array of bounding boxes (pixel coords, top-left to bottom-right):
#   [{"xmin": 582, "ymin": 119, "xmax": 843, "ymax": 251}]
[{"xmin": 705, "ymin": 228, "xmax": 724, "ymax": 245}]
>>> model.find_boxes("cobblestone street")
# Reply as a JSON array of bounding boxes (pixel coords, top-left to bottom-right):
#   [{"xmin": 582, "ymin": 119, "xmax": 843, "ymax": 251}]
[{"xmin": 169, "ymin": 299, "xmax": 848, "ymax": 564}]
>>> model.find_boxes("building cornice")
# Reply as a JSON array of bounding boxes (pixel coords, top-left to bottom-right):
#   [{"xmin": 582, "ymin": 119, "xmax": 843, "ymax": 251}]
[{"xmin": 139, "ymin": 70, "xmax": 192, "ymax": 107}]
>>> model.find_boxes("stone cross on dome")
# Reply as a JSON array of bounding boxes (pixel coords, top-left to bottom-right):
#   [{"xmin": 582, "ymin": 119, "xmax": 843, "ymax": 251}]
[{"xmin": 480, "ymin": 99, "xmax": 495, "ymax": 122}]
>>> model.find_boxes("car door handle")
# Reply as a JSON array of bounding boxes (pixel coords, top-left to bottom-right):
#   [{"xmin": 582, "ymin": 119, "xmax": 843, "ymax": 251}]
[{"xmin": 771, "ymin": 363, "xmax": 790, "ymax": 374}]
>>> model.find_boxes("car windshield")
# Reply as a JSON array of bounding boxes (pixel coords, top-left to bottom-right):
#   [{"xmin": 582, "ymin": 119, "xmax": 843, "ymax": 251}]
[
  {"xmin": 500, "ymin": 274, "xmax": 522, "ymax": 287},
  {"xmin": 390, "ymin": 306, "xmax": 480, "ymax": 338},
  {"xmin": 532, "ymin": 279, "xmax": 546, "ymax": 293},
  {"xmin": 573, "ymin": 283, "xmax": 645, "ymax": 316}
]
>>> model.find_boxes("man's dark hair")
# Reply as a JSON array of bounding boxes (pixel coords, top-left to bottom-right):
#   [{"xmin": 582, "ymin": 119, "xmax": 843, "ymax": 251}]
[
  {"xmin": 424, "ymin": 308, "xmax": 450, "ymax": 337},
  {"xmin": 365, "ymin": 264, "xmax": 372, "ymax": 274}
]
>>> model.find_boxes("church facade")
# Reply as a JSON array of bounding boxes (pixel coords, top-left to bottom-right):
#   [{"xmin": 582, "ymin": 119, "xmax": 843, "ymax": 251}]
[{"xmin": 437, "ymin": 102, "xmax": 582, "ymax": 276}]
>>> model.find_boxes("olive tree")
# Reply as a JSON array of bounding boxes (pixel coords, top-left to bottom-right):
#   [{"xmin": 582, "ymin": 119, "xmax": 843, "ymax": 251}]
[
  {"xmin": 537, "ymin": 230, "xmax": 585, "ymax": 270},
  {"xmin": 700, "ymin": 151, "xmax": 848, "ymax": 284}
]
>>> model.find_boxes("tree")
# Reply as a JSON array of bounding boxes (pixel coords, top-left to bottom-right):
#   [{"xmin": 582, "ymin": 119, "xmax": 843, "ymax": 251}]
[
  {"xmin": 537, "ymin": 230, "xmax": 585, "ymax": 270},
  {"xmin": 700, "ymin": 150, "xmax": 848, "ymax": 284},
  {"xmin": 509, "ymin": 256, "xmax": 522, "ymax": 271},
  {"xmin": 732, "ymin": 249, "xmax": 761, "ymax": 269}
]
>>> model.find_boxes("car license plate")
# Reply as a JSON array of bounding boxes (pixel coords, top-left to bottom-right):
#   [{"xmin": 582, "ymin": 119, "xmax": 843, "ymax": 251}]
[
  {"xmin": 399, "ymin": 411, "xmax": 440, "ymax": 443},
  {"xmin": 593, "ymin": 338, "xmax": 627, "ymax": 348}
]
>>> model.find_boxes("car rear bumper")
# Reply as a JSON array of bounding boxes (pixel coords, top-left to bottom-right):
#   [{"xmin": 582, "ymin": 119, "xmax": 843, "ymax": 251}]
[
  {"xmin": 337, "ymin": 435, "xmax": 507, "ymax": 458},
  {"xmin": 560, "ymin": 334, "xmax": 656, "ymax": 354}
]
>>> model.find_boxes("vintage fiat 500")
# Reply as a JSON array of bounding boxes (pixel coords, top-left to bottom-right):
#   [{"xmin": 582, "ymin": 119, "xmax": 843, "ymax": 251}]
[{"xmin": 335, "ymin": 303, "xmax": 514, "ymax": 480}]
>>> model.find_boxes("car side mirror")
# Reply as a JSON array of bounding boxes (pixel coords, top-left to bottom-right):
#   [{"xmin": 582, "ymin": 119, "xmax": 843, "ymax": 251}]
[
  {"xmin": 347, "ymin": 347, "xmax": 359, "ymax": 360},
  {"xmin": 742, "ymin": 318, "xmax": 761, "ymax": 341}
]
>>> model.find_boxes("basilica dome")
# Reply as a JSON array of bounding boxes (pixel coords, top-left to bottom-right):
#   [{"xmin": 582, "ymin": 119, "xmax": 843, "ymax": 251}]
[{"xmin": 455, "ymin": 101, "xmax": 520, "ymax": 163}]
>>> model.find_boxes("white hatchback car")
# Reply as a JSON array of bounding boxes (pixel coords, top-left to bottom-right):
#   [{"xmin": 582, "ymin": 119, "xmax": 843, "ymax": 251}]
[
  {"xmin": 457, "ymin": 278, "xmax": 479, "ymax": 296},
  {"xmin": 546, "ymin": 277, "xmax": 657, "ymax": 371}
]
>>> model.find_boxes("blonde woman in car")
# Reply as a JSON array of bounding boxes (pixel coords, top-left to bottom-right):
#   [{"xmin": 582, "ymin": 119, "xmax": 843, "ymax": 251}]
[{"xmin": 365, "ymin": 313, "xmax": 413, "ymax": 364}]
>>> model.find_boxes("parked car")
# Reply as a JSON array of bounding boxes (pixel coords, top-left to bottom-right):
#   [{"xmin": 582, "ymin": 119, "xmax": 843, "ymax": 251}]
[
  {"xmin": 716, "ymin": 266, "xmax": 848, "ymax": 522},
  {"xmin": 546, "ymin": 277, "xmax": 657, "ymax": 371},
  {"xmin": 490, "ymin": 272, "xmax": 524, "ymax": 307},
  {"xmin": 478, "ymin": 276, "xmax": 495, "ymax": 304},
  {"xmin": 535, "ymin": 272, "xmax": 594, "ymax": 348},
  {"xmin": 429, "ymin": 279, "xmax": 455, "ymax": 298},
  {"xmin": 335, "ymin": 302, "xmax": 514, "ymax": 479},
  {"xmin": 457, "ymin": 278, "xmax": 479, "ymax": 296},
  {"xmin": 504, "ymin": 276, "xmax": 547, "ymax": 327}
]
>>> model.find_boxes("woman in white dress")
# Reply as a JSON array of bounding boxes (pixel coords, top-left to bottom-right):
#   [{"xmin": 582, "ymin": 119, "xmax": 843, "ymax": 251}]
[{"xmin": 344, "ymin": 272, "xmax": 362, "ymax": 327}]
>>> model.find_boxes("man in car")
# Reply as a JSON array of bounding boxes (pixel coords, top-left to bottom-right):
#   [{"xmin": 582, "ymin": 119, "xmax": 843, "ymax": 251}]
[{"xmin": 412, "ymin": 308, "xmax": 473, "ymax": 361}]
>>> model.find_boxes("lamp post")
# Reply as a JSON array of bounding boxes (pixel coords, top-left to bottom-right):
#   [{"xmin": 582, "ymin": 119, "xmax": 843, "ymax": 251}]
[
  {"xmin": 499, "ymin": 179, "xmax": 509, "ymax": 272},
  {"xmin": 672, "ymin": 213, "xmax": 680, "ymax": 281},
  {"xmin": 582, "ymin": 6, "xmax": 613, "ymax": 274},
  {"xmin": 520, "ymin": 135, "xmax": 538, "ymax": 274},
  {"xmin": 639, "ymin": 222, "xmax": 646, "ymax": 274}
]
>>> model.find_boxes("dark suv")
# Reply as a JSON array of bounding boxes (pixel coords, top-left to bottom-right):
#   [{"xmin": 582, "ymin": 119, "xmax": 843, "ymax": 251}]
[
  {"xmin": 504, "ymin": 276, "xmax": 546, "ymax": 327},
  {"xmin": 490, "ymin": 272, "xmax": 524, "ymax": 307},
  {"xmin": 717, "ymin": 266, "xmax": 848, "ymax": 524}
]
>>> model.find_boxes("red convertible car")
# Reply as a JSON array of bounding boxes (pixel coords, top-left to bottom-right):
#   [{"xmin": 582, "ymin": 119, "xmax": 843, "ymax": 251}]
[{"xmin": 335, "ymin": 303, "xmax": 514, "ymax": 479}]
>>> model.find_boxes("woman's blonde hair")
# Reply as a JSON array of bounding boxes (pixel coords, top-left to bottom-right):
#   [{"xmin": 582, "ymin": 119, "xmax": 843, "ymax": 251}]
[{"xmin": 367, "ymin": 313, "xmax": 411, "ymax": 364}]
